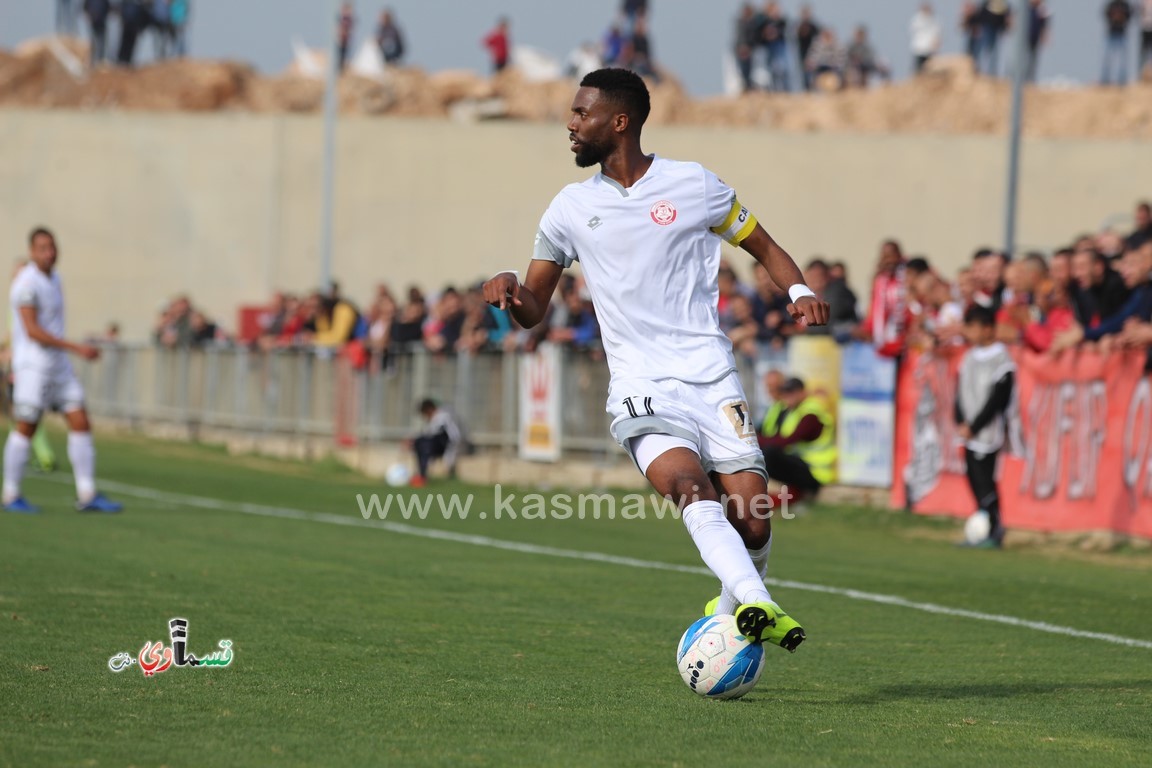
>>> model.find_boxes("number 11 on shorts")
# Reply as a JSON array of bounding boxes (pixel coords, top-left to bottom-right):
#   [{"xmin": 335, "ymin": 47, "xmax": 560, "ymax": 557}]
[{"xmin": 622, "ymin": 396, "xmax": 655, "ymax": 418}]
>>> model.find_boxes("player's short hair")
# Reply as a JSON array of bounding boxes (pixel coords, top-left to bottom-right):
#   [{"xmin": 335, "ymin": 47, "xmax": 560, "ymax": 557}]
[
  {"xmin": 28, "ymin": 227, "xmax": 54, "ymax": 245},
  {"xmin": 806, "ymin": 258, "xmax": 829, "ymax": 272},
  {"xmin": 963, "ymin": 304, "xmax": 996, "ymax": 328},
  {"xmin": 579, "ymin": 68, "xmax": 651, "ymax": 130},
  {"xmin": 418, "ymin": 398, "xmax": 438, "ymax": 413}
]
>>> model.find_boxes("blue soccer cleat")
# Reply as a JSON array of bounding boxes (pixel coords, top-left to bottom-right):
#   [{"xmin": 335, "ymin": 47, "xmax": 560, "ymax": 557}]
[
  {"xmin": 3, "ymin": 497, "xmax": 41, "ymax": 514},
  {"xmin": 76, "ymin": 493, "xmax": 123, "ymax": 513}
]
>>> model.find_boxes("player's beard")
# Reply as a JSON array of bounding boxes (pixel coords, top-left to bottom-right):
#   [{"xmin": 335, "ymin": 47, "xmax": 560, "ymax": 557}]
[{"xmin": 573, "ymin": 138, "xmax": 611, "ymax": 168}]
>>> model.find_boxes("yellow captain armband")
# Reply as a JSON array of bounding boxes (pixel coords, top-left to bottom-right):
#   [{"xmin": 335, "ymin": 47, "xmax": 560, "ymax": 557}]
[{"xmin": 710, "ymin": 199, "xmax": 758, "ymax": 246}]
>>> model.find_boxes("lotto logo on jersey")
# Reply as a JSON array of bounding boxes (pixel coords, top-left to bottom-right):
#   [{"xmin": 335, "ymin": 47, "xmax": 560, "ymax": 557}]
[{"xmin": 650, "ymin": 200, "xmax": 677, "ymax": 226}]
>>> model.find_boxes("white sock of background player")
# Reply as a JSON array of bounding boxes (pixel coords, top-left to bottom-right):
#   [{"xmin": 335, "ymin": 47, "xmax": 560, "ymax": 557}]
[
  {"xmin": 68, "ymin": 431, "xmax": 97, "ymax": 502},
  {"xmin": 682, "ymin": 500, "xmax": 773, "ymax": 606},
  {"xmin": 2, "ymin": 431, "xmax": 31, "ymax": 502}
]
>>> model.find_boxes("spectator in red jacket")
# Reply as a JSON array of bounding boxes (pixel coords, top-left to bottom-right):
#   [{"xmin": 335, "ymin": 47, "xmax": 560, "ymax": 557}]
[
  {"xmin": 1027, "ymin": 280, "xmax": 1077, "ymax": 353},
  {"xmin": 483, "ymin": 17, "xmax": 511, "ymax": 73},
  {"xmin": 860, "ymin": 239, "xmax": 908, "ymax": 358},
  {"xmin": 995, "ymin": 252, "xmax": 1048, "ymax": 344}
]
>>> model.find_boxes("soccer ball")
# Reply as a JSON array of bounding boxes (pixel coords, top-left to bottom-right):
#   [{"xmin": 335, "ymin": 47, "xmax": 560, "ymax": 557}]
[
  {"xmin": 964, "ymin": 510, "xmax": 991, "ymax": 544},
  {"xmin": 385, "ymin": 462, "xmax": 411, "ymax": 487},
  {"xmin": 676, "ymin": 614, "xmax": 765, "ymax": 700}
]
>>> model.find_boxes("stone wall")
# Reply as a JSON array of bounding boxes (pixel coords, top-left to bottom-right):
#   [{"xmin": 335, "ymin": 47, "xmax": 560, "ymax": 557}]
[{"xmin": 1, "ymin": 109, "xmax": 1149, "ymax": 339}]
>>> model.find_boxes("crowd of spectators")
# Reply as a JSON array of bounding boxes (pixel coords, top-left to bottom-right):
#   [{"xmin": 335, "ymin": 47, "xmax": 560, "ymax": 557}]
[
  {"xmin": 731, "ymin": 1, "xmax": 1152, "ymax": 92},
  {"xmin": 57, "ymin": 1, "xmax": 1152, "ymax": 89},
  {"xmin": 241, "ymin": 282, "xmax": 518, "ymax": 362},
  {"xmin": 147, "ymin": 200, "xmax": 1152, "ymax": 372},
  {"xmin": 734, "ymin": 2, "xmax": 893, "ymax": 92},
  {"xmin": 331, "ymin": 3, "xmax": 408, "ymax": 71},
  {"xmin": 153, "ymin": 294, "xmax": 224, "ymax": 349},
  {"xmin": 154, "ymin": 259, "xmax": 858, "ymax": 368},
  {"xmin": 595, "ymin": 1, "xmax": 660, "ymax": 81},
  {"xmin": 242, "ymin": 277, "xmax": 601, "ymax": 365},
  {"xmin": 60, "ymin": 0, "xmax": 191, "ymax": 68},
  {"xmin": 861, "ymin": 200, "xmax": 1152, "ymax": 364}
]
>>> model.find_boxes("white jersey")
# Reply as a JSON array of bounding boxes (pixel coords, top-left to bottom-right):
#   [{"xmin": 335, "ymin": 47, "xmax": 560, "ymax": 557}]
[
  {"xmin": 534, "ymin": 156, "xmax": 746, "ymax": 384},
  {"xmin": 10, "ymin": 263, "xmax": 71, "ymax": 375}
]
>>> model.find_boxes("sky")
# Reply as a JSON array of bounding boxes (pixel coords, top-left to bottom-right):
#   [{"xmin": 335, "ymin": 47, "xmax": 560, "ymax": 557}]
[{"xmin": 0, "ymin": 1, "xmax": 1134, "ymax": 96}]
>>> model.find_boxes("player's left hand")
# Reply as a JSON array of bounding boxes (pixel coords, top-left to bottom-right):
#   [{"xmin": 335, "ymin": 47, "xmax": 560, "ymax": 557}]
[{"xmin": 788, "ymin": 296, "xmax": 830, "ymax": 327}]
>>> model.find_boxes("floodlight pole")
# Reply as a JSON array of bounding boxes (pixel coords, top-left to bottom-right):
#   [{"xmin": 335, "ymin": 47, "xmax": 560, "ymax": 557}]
[
  {"xmin": 1003, "ymin": 0, "xmax": 1029, "ymax": 259},
  {"xmin": 319, "ymin": 0, "xmax": 340, "ymax": 292}
]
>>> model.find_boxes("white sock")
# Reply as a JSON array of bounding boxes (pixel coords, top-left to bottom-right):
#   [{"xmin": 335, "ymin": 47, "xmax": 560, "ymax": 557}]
[
  {"xmin": 715, "ymin": 534, "xmax": 774, "ymax": 614},
  {"xmin": 682, "ymin": 500, "xmax": 772, "ymax": 606},
  {"xmin": 68, "ymin": 431, "xmax": 97, "ymax": 502},
  {"xmin": 715, "ymin": 589, "xmax": 739, "ymax": 615},
  {"xmin": 3, "ymin": 431, "xmax": 31, "ymax": 502},
  {"xmin": 749, "ymin": 534, "xmax": 773, "ymax": 579}
]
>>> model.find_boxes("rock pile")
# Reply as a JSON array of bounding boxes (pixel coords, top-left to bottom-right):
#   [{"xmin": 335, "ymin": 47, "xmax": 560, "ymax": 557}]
[{"xmin": 3, "ymin": 40, "xmax": 1150, "ymax": 139}]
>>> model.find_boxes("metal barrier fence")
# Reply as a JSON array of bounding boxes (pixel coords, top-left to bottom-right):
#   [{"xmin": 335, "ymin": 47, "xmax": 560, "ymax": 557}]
[{"xmin": 76, "ymin": 344, "xmax": 634, "ymax": 457}]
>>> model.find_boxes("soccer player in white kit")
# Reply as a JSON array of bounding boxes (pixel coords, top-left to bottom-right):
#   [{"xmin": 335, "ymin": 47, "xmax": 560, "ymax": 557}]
[
  {"xmin": 483, "ymin": 69, "xmax": 829, "ymax": 652},
  {"xmin": 3, "ymin": 228, "xmax": 123, "ymax": 514}
]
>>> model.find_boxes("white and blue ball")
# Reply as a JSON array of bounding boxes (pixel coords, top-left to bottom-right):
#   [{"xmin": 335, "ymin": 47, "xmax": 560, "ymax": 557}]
[
  {"xmin": 676, "ymin": 614, "xmax": 765, "ymax": 700},
  {"xmin": 964, "ymin": 510, "xmax": 991, "ymax": 544},
  {"xmin": 385, "ymin": 462, "xmax": 412, "ymax": 487}
]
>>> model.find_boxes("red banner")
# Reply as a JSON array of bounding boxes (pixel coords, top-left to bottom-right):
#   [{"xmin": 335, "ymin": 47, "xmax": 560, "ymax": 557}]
[{"xmin": 891, "ymin": 348, "xmax": 1152, "ymax": 537}]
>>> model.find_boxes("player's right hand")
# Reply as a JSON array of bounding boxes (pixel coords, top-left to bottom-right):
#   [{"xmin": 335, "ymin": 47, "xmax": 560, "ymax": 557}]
[
  {"xmin": 76, "ymin": 344, "xmax": 101, "ymax": 361},
  {"xmin": 483, "ymin": 273, "xmax": 522, "ymax": 311},
  {"xmin": 788, "ymin": 296, "xmax": 830, "ymax": 327}
]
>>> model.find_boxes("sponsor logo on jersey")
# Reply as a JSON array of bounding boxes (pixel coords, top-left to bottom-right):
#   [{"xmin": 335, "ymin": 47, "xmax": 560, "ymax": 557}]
[
  {"xmin": 587, "ymin": 216, "xmax": 603, "ymax": 230},
  {"xmin": 650, "ymin": 200, "xmax": 677, "ymax": 226},
  {"xmin": 721, "ymin": 400, "xmax": 756, "ymax": 442}
]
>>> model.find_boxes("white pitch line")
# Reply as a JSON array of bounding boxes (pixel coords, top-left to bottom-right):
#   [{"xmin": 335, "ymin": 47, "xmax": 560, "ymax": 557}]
[{"xmin": 57, "ymin": 477, "xmax": 1152, "ymax": 651}]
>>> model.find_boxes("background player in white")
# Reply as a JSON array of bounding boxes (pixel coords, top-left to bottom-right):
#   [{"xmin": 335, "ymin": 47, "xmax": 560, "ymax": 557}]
[
  {"xmin": 3, "ymin": 227, "xmax": 123, "ymax": 513},
  {"xmin": 484, "ymin": 69, "xmax": 829, "ymax": 652},
  {"xmin": 6, "ymin": 260, "xmax": 59, "ymax": 473}
]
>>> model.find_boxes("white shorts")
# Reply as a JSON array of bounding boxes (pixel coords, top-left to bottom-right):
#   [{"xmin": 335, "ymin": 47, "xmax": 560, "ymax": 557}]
[
  {"xmin": 12, "ymin": 368, "xmax": 86, "ymax": 422},
  {"xmin": 608, "ymin": 371, "xmax": 767, "ymax": 479}
]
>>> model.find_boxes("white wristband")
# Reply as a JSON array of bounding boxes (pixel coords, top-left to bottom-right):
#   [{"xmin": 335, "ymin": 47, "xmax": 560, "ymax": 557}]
[
  {"xmin": 493, "ymin": 270, "xmax": 520, "ymax": 280},
  {"xmin": 788, "ymin": 284, "xmax": 817, "ymax": 303}
]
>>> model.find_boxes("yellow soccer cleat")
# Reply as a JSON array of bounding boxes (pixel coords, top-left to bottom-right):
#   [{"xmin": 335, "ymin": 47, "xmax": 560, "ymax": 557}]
[
  {"xmin": 735, "ymin": 601, "xmax": 806, "ymax": 652},
  {"xmin": 703, "ymin": 595, "xmax": 721, "ymax": 616}
]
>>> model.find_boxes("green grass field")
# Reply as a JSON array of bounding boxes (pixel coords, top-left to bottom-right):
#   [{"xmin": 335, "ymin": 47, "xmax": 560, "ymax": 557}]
[{"xmin": 2, "ymin": 432, "xmax": 1152, "ymax": 767}]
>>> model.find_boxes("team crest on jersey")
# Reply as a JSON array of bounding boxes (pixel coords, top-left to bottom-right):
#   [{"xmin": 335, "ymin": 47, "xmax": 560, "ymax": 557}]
[{"xmin": 650, "ymin": 200, "xmax": 677, "ymax": 226}]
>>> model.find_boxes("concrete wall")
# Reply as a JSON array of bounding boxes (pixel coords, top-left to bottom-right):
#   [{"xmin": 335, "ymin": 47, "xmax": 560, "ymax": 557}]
[{"xmin": 1, "ymin": 109, "xmax": 1148, "ymax": 341}]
